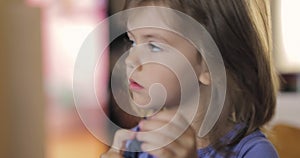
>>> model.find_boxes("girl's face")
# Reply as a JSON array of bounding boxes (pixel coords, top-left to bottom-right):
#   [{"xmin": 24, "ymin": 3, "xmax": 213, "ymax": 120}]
[{"xmin": 125, "ymin": 28, "xmax": 202, "ymax": 109}]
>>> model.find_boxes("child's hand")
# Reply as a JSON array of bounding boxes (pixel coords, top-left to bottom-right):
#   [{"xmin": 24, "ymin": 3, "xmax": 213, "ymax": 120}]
[
  {"xmin": 137, "ymin": 110, "xmax": 198, "ymax": 158},
  {"xmin": 101, "ymin": 129, "xmax": 135, "ymax": 158}
]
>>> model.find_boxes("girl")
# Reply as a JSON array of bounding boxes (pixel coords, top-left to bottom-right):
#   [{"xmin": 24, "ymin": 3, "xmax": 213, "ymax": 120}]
[{"xmin": 102, "ymin": 0, "xmax": 279, "ymax": 157}]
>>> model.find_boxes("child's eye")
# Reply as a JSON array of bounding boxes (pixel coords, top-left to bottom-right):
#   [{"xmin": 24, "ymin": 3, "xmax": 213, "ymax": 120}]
[
  {"xmin": 149, "ymin": 42, "xmax": 163, "ymax": 52},
  {"xmin": 129, "ymin": 40, "xmax": 136, "ymax": 47}
]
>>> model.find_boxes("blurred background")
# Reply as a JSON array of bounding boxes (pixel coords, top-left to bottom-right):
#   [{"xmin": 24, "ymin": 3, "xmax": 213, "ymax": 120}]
[{"xmin": 0, "ymin": 0, "xmax": 299, "ymax": 158}]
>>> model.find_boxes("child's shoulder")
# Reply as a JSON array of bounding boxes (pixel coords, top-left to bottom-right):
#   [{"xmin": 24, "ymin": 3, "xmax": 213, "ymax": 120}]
[{"xmin": 235, "ymin": 130, "xmax": 279, "ymax": 158}]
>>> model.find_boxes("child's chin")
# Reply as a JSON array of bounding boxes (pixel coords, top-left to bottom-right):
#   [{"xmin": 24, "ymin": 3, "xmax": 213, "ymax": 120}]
[
  {"xmin": 133, "ymin": 103, "xmax": 164, "ymax": 117},
  {"xmin": 131, "ymin": 96, "xmax": 179, "ymax": 117}
]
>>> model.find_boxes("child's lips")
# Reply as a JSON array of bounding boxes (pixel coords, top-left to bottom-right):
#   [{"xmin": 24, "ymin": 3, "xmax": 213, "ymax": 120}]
[{"xmin": 129, "ymin": 79, "xmax": 144, "ymax": 91}]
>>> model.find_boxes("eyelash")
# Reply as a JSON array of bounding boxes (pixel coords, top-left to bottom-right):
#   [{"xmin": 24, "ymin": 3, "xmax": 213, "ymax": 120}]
[
  {"xmin": 129, "ymin": 40, "xmax": 136, "ymax": 47},
  {"xmin": 129, "ymin": 39, "xmax": 163, "ymax": 53},
  {"xmin": 148, "ymin": 42, "xmax": 162, "ymax": 52}
]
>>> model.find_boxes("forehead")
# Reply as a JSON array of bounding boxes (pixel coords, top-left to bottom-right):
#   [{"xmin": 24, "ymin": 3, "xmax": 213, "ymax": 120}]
[
  {"xmin": 126, "ymin": 7, "xmax": 179, "ymax": 32},
  {"xmin": 127, "ymin": 28, "xmax": 172, "ymax": 39},
  {"xmin": 124, "ymin": 7, "xmax": 197, "ymax": 49}
]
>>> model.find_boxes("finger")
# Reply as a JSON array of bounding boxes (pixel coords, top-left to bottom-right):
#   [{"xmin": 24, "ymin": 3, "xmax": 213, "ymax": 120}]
[
  {"xmin": 150, "ymin": 111, "xmax": 193, "ymax": 138},
  {"xmin": 153, "ymin": 141, "xmax": 191, "ymax": 158},
  {"xmin": 100, "ymin": 152, "xmax": 123, "ymax": 158},
  {"xmin": 111, "ymin": 129, "xmax": 135, "ymax": 152},
  {"xmin": 138, "ymin": 131, "xmax": 196, "ymax": 158},
  {"xmin": 141, "ymin": 143, "xmax": 176, "ymax": 153},
  {"xmin": 151, "ymin": 110, "xmax": 189, "ymax": 129},
  {"xmin": 174, "ymin": 130, "xmax": 197, "ymax": 155},
  {"xmin": 138, "ymin": 125, "xmax": 196, "ymax": 153},
  {"xmin": 139, "ymin": 119, "xmax": 183, "ymax": 139},
  {"xmin": 143, "ymin": 131, "xmax": 197, "ymax": 158},
  {"xmin": 136, "ymin": 130, "xmax": 178, "ymax": 148},
  {"xmin": 139, "ymin": 119, "xmax": 167, "ymax": 131},
  {"xmin": 150, "ymin": 109, "xmax": 176, "ymax": 122},
  {"xmin": 142, "ymin": 144, "xmax": 175, "ymax": 158}
]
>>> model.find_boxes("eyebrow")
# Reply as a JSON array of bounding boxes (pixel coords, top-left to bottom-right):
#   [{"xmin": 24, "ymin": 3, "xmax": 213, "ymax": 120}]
[
  {"xmin": 127, "ymin": 30, "xmax": 169, "ymax": 43},
  {"xmin": 127, "ymin": 30, "xmax": 135, "ymax": 38}
]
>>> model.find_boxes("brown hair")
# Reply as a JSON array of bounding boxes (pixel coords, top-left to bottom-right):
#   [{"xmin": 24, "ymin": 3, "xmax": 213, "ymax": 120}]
[{"xmin": 124, "ymin": 0, "xmax": 279, "ymax": 156}]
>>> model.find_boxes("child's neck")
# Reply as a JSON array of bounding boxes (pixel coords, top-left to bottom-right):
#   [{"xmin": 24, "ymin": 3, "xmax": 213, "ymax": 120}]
[
  {"xmin": 195, "ymin": 120, "xmax": 236, "ymax": 149},
  {"xmin": 196, "ymin": 137, "xmax": 210, "ymax": 149}
]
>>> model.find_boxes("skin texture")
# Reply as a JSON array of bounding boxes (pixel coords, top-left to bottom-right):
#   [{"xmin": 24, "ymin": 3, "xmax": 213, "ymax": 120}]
[
  {"xmin": 136, "ymin": 110, "xmax": 198, "ymax": 158},
  {"xmin": 101, "ymin": 110, "xmax": 198, "ymax": 158},
  {"xmin": 101, "ymin": 27, "xmax": 211, "ymax": 158},
  {"xmin": 125, "ymin": 28, "xmax": 202, "ymax": 107},
  {"xmin": 102, "ymin": 8, "xmax": 212, "ymax": 157}
]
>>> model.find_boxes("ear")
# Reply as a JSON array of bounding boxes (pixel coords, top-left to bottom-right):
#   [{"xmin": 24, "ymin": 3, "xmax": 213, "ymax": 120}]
[{"xmin": 198, "ymin": 60, "xmax": 211, "ymax": 85}]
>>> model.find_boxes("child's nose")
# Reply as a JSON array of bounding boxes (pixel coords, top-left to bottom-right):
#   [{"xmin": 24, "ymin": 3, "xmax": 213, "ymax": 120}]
[{"xmin": 125, "ymin": 47, "xmax": 141, "ymax": 70}]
